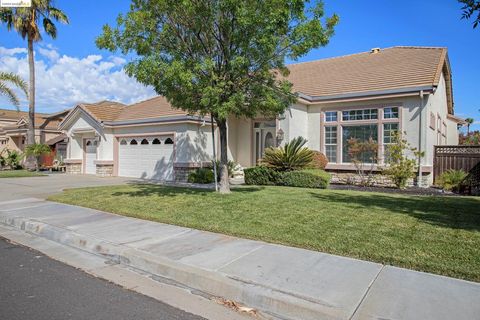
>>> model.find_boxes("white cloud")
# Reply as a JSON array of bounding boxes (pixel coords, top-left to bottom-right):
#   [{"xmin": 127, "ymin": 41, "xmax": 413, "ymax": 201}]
[
  {"xmin": 0, "ymin": 46, "xmax": 156, "ymax": 113},
  {"xmin": 38, "ymin": 47, "xmax": 60, "ymax": 61},
  {"xmin": 0, "ymin": 47, "xmax": 27, "ymax": 56}
]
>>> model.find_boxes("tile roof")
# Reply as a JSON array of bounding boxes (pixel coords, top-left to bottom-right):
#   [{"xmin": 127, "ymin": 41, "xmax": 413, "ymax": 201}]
[
  {"xmin": 115, "ymin": 96, "xmax": 187, "ymax": 122},
  {"xmin": 285, "ymin": 46, "xmax": 448, "ymax": 98},
  {"xmin": 0, "ymin": 108, "xmax": 48, "ymax": 121},
  {"xmin": 81, "ymin": 101, "xmax": 127, "ymax": 122},
  {"xmin": 68, "ymin": 46, "xmax": 452, "ymax": 124}
]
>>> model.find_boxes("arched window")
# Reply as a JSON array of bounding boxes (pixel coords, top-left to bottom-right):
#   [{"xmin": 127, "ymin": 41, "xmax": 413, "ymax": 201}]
[
  {"xmin": 93, "ymin": 140, "xmax": 98, "ymax": 146},
  {"xmin": 120, "ymin": 139, "xmax": 127, "ymax": 145},
  {"xmin": 141, "ymin": 138, "xmax": 149, "ymax": 145},
  {"xmin": 152, "ymin": 138, "xmax": 161, "ymax": 145},
  {"xmin": 164, "ymin": 137, "xmax": 174, "ymax": 144},
  {"xmin": 130, "ymin": 139, "xmax": 138, "ymax": 145},
  {"xmin": 86, "ymin": 140, "xmax": 92, "ymax": 146}
]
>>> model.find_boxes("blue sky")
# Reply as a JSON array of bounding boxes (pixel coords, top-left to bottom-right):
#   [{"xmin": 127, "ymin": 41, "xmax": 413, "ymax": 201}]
[{"xmin": 0, "ymin": 0, "xmax": 479, "ymax": 130}]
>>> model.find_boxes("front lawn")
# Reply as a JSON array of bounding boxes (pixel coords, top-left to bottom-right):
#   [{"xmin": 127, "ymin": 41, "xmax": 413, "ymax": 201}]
[
  {"xmin": 49, "ymin": 184, "xmax": 480, "ymax": 282},
  {"xmin": 0, "ymin": 170, "xmax": 46, "ymax": 178}
]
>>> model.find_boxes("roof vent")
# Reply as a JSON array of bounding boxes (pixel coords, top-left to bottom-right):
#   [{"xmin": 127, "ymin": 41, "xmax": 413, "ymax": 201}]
[{"xmin": 370, "ymin": 47, "xmax": 381, "ymax": 54}]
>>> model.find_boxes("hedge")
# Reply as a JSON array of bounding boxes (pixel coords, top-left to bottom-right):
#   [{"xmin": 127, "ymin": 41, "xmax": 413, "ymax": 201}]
[
  {"xmin": 187, "ymin": 168, "xmax": 215, "ymax": 184},
  {"xmin": 281, "ymin": 169, "xmax": 330, "ymax": 189},
  {"xmin": 244, "ymin": 166, "xmax": 330, "ymax": 189}
]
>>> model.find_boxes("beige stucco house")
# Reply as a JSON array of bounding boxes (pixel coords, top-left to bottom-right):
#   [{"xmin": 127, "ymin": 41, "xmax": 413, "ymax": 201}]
[
  {"xmin": 60, "ymin": 46, "xmax": 464, "ymax": 185},
  {"xmin": 0, "ymin": 109, "xmax": 69, "ymax": 165}
]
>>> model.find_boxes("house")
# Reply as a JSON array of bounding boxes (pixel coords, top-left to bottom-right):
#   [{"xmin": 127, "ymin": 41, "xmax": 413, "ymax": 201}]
[
  {"xmin": 0, "ymin": 108, "xmax": 69, "ymax": 166},
  {"xmin": 60, "ymin": 46, "xmax": 463, "ymax": 185}
]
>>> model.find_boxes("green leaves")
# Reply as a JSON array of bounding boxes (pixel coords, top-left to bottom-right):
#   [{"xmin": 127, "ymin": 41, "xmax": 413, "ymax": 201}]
[
  {"xmin": 263, "ymin": 136, "xmax": 314, "ymax": 171},
  {"xmin": 0, "ymin": 71, "xmax": 28, "ymax": 108},
  {"xmin": 96, "ymin": 0, "xmax": 338, "ymax": 120},
  {"xmin": 0, "ymin": 0, "xmax": 69, "ymax": 42}
]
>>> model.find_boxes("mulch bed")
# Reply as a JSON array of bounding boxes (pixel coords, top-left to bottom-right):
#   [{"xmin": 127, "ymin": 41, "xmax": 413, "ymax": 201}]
[{"xmin": 329, "ymin": 184, "xmax": 461, "ymax": 196}]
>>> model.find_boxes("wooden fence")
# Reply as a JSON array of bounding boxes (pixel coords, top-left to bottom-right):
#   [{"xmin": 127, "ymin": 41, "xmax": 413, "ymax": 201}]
[{"xmin": 433, "ymin": 145, "xmax": 480, "ymax": 192}]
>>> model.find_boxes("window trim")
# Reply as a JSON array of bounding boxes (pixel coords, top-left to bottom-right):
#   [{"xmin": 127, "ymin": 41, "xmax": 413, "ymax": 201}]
[{"xmin": 321, "ymin": 105, "xmax": 402, "ymax": 165}]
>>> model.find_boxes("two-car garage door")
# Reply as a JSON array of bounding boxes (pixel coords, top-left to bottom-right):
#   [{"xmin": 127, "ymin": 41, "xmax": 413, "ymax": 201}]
[{"xmin": 118, "ymin": 135, "xmax": 174, "ymax": 180}]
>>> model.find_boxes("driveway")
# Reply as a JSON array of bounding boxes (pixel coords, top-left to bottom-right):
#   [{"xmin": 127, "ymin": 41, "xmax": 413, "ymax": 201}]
[{"xmin": 0, "ymin": 174, "xmax": 135, "ymax": 201}]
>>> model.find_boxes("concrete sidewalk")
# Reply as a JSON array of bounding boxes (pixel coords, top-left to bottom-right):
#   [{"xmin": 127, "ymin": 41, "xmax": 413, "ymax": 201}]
[{"xmin": 0, "ymin": 198, "xmax": 479, "ymax": 320}]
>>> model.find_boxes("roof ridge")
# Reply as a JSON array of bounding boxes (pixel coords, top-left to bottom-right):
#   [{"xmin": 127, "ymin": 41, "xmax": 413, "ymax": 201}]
[
  {"xmin": 286, "ymin": 46, "xmax": 447, "ymax": 67},
  {"xmin": 127, "ymin": 95, "xmax": 162, "ymax": 107}
]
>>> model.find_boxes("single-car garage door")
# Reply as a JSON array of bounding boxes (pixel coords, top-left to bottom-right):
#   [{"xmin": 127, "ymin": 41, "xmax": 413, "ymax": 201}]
[{"xmin": 118, "ymin": 135, "xmax": 174, "ymax": 180}]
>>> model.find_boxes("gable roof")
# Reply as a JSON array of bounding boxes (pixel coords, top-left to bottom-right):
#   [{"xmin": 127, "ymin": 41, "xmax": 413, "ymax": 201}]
[
  {"xmin": 60, "ymin": 46, "xmax": 455, "ymax": 128},
  {"xmin": 286, "ymin": 46, "xmax": 453, "ymax": 112},
  {"xmin": 0, "ymin": 108, "xmax": 65, "ymax": 131},
  {"xmin": 0, "ymin": 108, "xmax": 48, "ymax": 122}
]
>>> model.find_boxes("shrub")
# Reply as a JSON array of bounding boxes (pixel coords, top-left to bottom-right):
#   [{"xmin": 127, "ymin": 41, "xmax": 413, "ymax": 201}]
[
  {"xmin": 187, "ymin": 168, "xmax": 215, "ymax": 184},
  {"xmin": 24, "ymin": 143, "xmax": 52, "ymax": 171},
  {"xmin": 263, "ymin": 136, "xmax": 314, "ymax": 171},
  {"xmin": 310, "ymin": 151, "xmax": 328, "ymax": 169},
  {"xmin": 212, "ymin": 159, "xmax": 236, "ymax": 180},
  {"xmin": 244, "ymin": 166, "xmax": 281, "ymax": 185},
  {"xmin": 382, "ymin": 132, "xmax": 423, "ymax": 189},
  {"xmin": 1, "ymin": 149, "xmax": 23, "ymax": 170},
  {"xmin": 280, "ymin": 169, "xmax": 330, "ymax": 189},
  {"xmin": 347, "ymin": 137, "xmax": 378, "ymax": 186},
  {"xmin": 437, "ymin": 169, "xmax": 468, "ymax": 192}
]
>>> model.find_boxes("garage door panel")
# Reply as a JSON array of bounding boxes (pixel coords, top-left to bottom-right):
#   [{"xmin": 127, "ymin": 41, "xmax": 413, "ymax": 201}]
[{"xmin": 118, "ymin": 136, "xmax": 174, "ymax": 181}]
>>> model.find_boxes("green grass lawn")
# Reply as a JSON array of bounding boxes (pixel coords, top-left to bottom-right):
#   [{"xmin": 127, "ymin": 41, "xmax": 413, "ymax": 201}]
[
  {"xmin": 49, "ymin": 184, "xmax": 480, "ymax": 282},
  {"xmin": 0, "ymin": 170, "xmax": 46, "ymax": 178}
]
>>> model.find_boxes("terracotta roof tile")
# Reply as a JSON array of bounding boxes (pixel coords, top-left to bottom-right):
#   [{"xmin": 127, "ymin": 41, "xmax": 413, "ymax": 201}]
[
  {"xmin": 81, "ymin": 101, "xmax": 127, "ymax": 122},
  {"xmin": 285, "ymin": 46, "xmax": 448, "ymax": 97},
  {"xmin": 115, "ymin": 96, "xmax": 187, "ymax": 122}
]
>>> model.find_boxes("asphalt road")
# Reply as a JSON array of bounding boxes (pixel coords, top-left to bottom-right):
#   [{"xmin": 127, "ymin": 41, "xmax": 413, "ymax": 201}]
[{"xmin": 0, "ymin": 237, "xmax": 205, "ymax": 320}]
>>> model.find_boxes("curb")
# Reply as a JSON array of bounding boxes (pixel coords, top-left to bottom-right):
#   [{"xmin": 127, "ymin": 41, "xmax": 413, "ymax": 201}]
[{"xmin": 0, "ymin": 215, "xmax": 345, "ymax": 320}]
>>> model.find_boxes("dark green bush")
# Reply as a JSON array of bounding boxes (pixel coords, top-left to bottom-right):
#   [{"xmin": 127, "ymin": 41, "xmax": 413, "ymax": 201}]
[
  {"xmin": 280, "ymin": 169, "xmax": 330, "ymax": 189},
  {"xmin": 244, "ymin": 166, "xmax": 281, "ymax": 185},
  {"xmin": 187, "ymin": 168, "xmax": 215, "ymax": 184},
  {"xmin": 245, "ymin": 167, "xmax": 330, "ymax": 189}
]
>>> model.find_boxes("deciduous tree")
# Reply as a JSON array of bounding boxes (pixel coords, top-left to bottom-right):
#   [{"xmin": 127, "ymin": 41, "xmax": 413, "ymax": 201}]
[{"xmin": 96, "ymin": 0, "xmax": 338, "ymax": 193}]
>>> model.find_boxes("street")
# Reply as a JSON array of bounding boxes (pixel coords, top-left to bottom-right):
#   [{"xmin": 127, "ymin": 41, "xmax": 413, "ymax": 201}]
[{"xmin": 0, "ymin": 237, "xmax": 205, "ymax": 320}]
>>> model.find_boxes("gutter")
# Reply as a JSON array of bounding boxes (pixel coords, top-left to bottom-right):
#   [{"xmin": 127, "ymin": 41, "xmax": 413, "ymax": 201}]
[
  {"xmin": 297, "ymin": 85, "xmax": 435, "ymax": 103},
  {"xmin": 102, "ymin": 115, "xmax": 211, "ymax": 127}
]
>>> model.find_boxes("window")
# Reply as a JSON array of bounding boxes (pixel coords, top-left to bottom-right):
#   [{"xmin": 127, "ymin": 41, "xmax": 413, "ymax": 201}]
[
  {"xmin": 164, "ymin": 137, "xmax": 174, "ymax": 144},
  {"xmin": 86, "ymin": 140, "xmax": 92, "ymax": 146},
  {"xmin": 130, "ymin": 139, "xmax": 138, "ymax": 145},
  {"xmin": 383, "ymin": 107, "xmax": 399, "ymax": 119},
  {"xmin": 383, "ymin": 123, "xmax": 399, "ymax": 144},
  {"xmin": 324, "ymin": 126, "xmax": 337, "ymax": 163},
  {"xmin": 141, "ymin": 138, "xmax": 149, "ymax": 145},
  {"xmin": 342, "ymin": 125, "xmax": 378, "ymax": 163},
  {"xmin": 325, "ymin": 111, "xmax": 337, "ymax": 122},
  {"xmin": 120, "ymin": 139, "xmax": 127, "ymax": 145},
  {"xmin": 152, "ymin": 138, "xmax": 161, "ymax": 145},
  {"xmin": 342, "ymin": 109, "xmax": 378, "ymax": 121}
]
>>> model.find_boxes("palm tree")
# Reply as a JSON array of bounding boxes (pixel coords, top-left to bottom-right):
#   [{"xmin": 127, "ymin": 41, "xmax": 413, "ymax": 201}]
[
  {"xmin": 0, "ymin": 71, "xmax": 28, "ymax": 108},
  {"xmin": 465, "ymin": 118, "xmax": 474, "ymax": 134},
  {"xmin": 24, "ymin": 143, "xmax": 51, "ymax": 171},
  {"xmin": 0, "ymin": 1, "xmax": 68, "ymax": 168}
]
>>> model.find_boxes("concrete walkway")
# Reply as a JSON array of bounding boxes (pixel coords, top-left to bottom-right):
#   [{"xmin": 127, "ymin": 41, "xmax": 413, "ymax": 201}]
[{"xmin": 0, "ymin": 198, "xmax": 479, "ymax": 320}]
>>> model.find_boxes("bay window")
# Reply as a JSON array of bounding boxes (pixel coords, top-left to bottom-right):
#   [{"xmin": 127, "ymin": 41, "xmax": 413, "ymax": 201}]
[{"xmin": 322, "ymin": 106, "xmax": 401, "ymax": 164}]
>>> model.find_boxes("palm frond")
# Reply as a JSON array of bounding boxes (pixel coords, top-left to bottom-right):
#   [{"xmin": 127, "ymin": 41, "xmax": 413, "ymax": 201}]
[
  {"xmin": 263, "ymin": 136, "xmax": 314, "ymax": 171},
  {"xmin": 0, "ymin": 71, "xmax": 28, "ymax": 96},
  {"xmin": 48, "ymin": 7, "xmax": 69, "ymax": 24},
  {"xmin": 43, "ymin": 17, "xmax": 57, "ymax": 38},
  {"xmin": 0, "ymin": 82, "xmax": 21, "ymax": 107}
]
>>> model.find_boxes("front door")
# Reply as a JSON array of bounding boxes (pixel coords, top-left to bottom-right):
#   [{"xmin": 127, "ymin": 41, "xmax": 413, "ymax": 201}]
[
  {"xmin": 254, "ymin": 121, "xmax": 276, "ymax": 164},
  {"xmin": 84, "ymin": 139, "xmax": 97, "ymax": 174}
]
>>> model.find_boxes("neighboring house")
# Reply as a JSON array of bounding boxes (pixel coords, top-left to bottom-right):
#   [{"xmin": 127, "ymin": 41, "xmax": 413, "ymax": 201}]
[
  {"xmin": 60, "ymin": 46, "xmax": 463, "ymax": 185},
  {"xmin": 0, "ymin": 108, "xmax": 69, "ymax": 166}
]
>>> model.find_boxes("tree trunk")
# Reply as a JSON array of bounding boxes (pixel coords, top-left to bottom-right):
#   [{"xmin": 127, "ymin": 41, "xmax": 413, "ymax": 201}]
[
  {"xmin": 216, "ymin": 118, "xmax": 230, "ymax": 194},
  {"xmin": 25, "ymin": 36, "xmax": 36, "ymax": 170}
]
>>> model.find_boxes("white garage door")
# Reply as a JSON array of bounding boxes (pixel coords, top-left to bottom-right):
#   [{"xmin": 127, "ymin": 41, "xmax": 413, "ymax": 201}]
[
  {"xmin": 85, "ymin": 139, "xmax": 97, "ymax": 175},
  {"xmin": 118, "ymin": 136, "xmax": 174, "ymax": 180}
]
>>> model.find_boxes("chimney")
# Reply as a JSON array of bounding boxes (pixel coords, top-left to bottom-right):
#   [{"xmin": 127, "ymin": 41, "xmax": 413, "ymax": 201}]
[{"xmin": 370, "ymin": 47, "xmax": 381, "ymax": 54}]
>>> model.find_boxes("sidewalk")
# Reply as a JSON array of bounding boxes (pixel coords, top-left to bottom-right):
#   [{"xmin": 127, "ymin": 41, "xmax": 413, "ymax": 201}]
[{"xmin": 1, "ymin": 198, "xmax": 479, "ymax": 320}]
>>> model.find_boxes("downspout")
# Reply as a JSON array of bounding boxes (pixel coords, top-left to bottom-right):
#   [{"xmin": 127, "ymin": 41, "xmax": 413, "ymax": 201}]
[{"xmin": 418, "ymin": 90, "xmax": 424, "ymax": 187}]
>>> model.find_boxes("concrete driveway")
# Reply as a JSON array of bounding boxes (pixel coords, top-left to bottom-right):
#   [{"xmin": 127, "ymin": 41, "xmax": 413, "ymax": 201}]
[{"xmin": 0, "ymin": 174, "xmax": 135, "ymax": 201}]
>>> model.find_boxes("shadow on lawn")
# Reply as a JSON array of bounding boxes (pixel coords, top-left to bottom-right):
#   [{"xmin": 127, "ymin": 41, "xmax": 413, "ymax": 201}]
[
  {"xmin": 310, "ymin": 191, "xmax": 480, "ymax": 231},
  {"xmin": 113, "ymin": 183, "xmax": 264, "ymax": 198}
]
